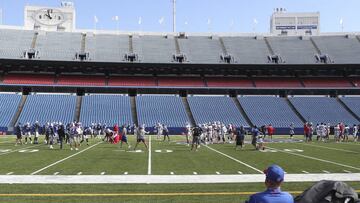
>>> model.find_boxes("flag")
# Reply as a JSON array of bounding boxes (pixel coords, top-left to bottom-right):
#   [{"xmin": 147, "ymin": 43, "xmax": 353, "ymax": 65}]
[
  {"xmin": 253, "ymin": 18, "xmax": 258, "ymax": 24},
  {"xmin": 112, "ymin": 16, "xmax": 119, "ymax": 21},
  {"xmin": 158, "ymin": 17, "xmax": 164, "ymax": 25},
  {"xmin": 230, "ymin": 20, "xmax": 234, "ymax": 26},
  {"xmin": 94, "ymin": 15, "xmax": 98, "ymax": 23},
  {"xmin": 184, "ymin": 21, "xmax": 188, "ymax": 25},
  {"xmin": 207, "ymin": 18, "xmax": 211, "ymax": 25},
  {"xmin": 340, "ymin": 18, "xmax": 343, "ymax": 25},
  {"xmin": 138, "ymin": 16, "xmax": 142, "ymax": 25}
]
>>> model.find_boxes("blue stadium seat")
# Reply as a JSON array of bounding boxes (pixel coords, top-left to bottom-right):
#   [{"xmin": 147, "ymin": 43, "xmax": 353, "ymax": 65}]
[
  {"xmin": 18, "ymin": 94, "xmax": 76, "ymax": 125},
  {"xmin": 187, "ymin": 96, "xmax": 248, "ymax": 127},
  {"xmin": 0, "ymin": 94, "xmax": 21, "ymax": 131},
  {"xmin": 238, "ymin": 96, "xmax": 303, "ymax": 128},
  {"xmin": 289, "ymin": 96, "xmax": 358, "ymax": 125},
  {"xmin": 339, "ymin": 96, "xmax": 360, "ymax": 119},
  {"xmin": 136, "ymin": 95, "xmax": 189, "ymax": 130},
  {"xmin": 80, "ymin": 95, "xmax": 133, "ymax": 127}
]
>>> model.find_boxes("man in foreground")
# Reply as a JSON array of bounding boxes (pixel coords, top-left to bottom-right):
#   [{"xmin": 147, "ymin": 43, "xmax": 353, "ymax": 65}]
[{"xmin": 247, "ymin": 164, "xmax": 294, "ymax": 203}]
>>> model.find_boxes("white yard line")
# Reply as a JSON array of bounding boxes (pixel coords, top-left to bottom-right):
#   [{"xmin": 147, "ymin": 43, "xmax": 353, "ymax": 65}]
[
  {"xmin": 148, "ymin": 135, "xmax": 152, "ymax": 175},
  {"xmin": 0, "ymin": 145, "xmax": 38, "ymax": 156},
  {"xmin": 30, "ymin": 142, "xmax": 102, "ymax": 175},
  {"xmin": 0, "ymin": 174, "xmax": 359, "ymax": 184},
  {"xmin": 297, "ymin": 143, "xmax": 359, "ymax": 154},
  {"xmin": 267, "ymin": 146, "xmax": 360, "ymax": 171},
  {"xmin": 204, "ymin": 145, "xmax": 263, "ymax": 173}
]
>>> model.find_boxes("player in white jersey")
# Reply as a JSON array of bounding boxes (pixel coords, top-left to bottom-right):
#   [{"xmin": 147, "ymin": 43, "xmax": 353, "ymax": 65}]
[
  {"xmin": 353, "ymin": 124, "xmax": 359, "ymax": 142},
  {"xmin": 334, "ymin": 124, "xmax": 341, "ymax": 143},
  {"xmin": 155, "ymin": 122, "xmax": 163, "ymax": 140},
  {"xmin": 185, "ymin": 122, "xmax": 192, "ymax": 146}
]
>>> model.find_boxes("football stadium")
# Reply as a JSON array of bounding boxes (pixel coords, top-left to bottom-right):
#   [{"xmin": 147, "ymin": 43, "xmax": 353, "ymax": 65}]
[{"xmin": 0, "ymin": 1, "xmax": 360, "ymax": 202}]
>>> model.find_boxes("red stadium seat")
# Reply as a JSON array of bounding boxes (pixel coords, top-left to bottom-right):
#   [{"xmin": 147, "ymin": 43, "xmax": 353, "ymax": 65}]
[
  {"xmin": 254, "ymin": 78, "xmax": 303, "ymax": 88},
  {"xmin": 206, "ymin": 77, "xmax": 254, "ymax": 87},
  {"xmin": 108, "ymin": 76, "xmax": 156, "ymax": 86},
  {"xmin": 57, "ymin": 75, "xmax": 105, "ymax": 86},
  {"xmin": 302, "ymin": 78, "xmax": 353, "ymax": 87},
  {"xmin": 158, "ymin": 77, "xmax": 205, "ymax": 87},
  {"xmin": 4, "ymin": 74, "xmax": 55, "ymax": 85}
]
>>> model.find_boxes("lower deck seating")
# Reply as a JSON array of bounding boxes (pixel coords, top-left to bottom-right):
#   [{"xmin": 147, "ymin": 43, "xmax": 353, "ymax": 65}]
[
  {"xmin": 136, "ymin": 95, "xmax": 189, "ymax": 130},
  {"xmin": 288, "ymin": 96, "xmax": 358, "ymax": 125},
  {"xmin": 18, "ymin": 94, "xmax": 76, "ymax": 125},
  {"xmin": 0, "ymin": 94, "xmax": 21, "ymax": 131},
  {"xmin": 57, "ymin": 75, "xmax": 105, "ymax": 86},
  {"xmin": 187, "ymin": 96, "xmax": 248, "ymax": 127},
  {"xmin": 238, "ymin": 96, "xmax": 303, "ymax": 128},
  {"xmin": 80, "ymin": 95, "xmax": 133, "ymax": 127},
  {"xmin": 339, "ymin": 96, "xmax": 360, "ymax": 118},
  {"xmin": 4, "ymin": 74, "xmax": 55, "ymax": 85}
]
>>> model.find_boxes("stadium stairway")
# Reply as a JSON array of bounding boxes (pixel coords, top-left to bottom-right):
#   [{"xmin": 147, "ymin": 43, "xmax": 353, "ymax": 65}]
[
  {"xmin": 130, "ymin": 96, "xmax": 139, "ymax": 126},
  {"xmin": 285, "ymin": 97, "xmax": 306, "ymax": 123},
  {"xmin": 232, "ymin": 97, "xmax": 254, "ymax": 127},
  {"xmin": 74, "ymin": 96, "xmax": 83, "ymax": 122},
  {"xmin": 336, "ymin": 97, "xmax": 360, "ymax": 122},
  {"xmin": 182, "ymin": 97, "xmax": 196, "ymax": 126},
  {"xmin": 310, "ymin": 37, "xmax": 322, "ymax": 55},
  {"xmin": 8, "ymin": 95, "xmax": 27, "ymax": 132}
]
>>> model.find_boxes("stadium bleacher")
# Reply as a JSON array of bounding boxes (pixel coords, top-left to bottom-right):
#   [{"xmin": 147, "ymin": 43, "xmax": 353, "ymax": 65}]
[
  {"xmin": 17, "ymin": 94, "xmax": 76, "ymax": 125},
  {"xmin": 288, "ymin": 96, "xmax": 359, "ymax": 125},
  {"xmin": 206, "ymin": 77, "xmax": 254, "ymax": 87},
  {"xmin": 177, "ymin": 36, "xmax": 222, "ymax": 64},
  {"xmin": 80, "ymin": 94, "xmax": 133, "ymax": 127},
  {"xmin": 0, "ymin": 29, "xmax": 34, "ymax": 59},
  {"xmin": 4, "ymin": 74, "xmax": 55, "ymax": 85},
  {"xmin": 108, "ymin": 76, "xmax": 156, "ymax": 86},
  {"xmin": 221, "ymin": 37, "xmax": 270, "ymax": 64},
  {"xmin": 187, "ymin": 96, "xmax": 249, "ymax": 127},
  {"xmin": 254, "ymin": 78, "xmax": 303, "ymax": 88},
  {"xmin": 266, "ymin": 36, "xmax": 317, "ymax": 64},
  {"xmin": 311, "ymin": 36, "xmax": 360, "ymax": 64},
  {"xmin": 158, "ymin": 77, "xmax": 205, "ymax": 87},
  {"xmin": 57, "ymin": 75, "xmax": 106, "ymax": 86},
  {"xmin": 302, "ymin": 78, "xmax": 354, "ymax": 88},
  {"xmin": 0, "ymin": 94, "xmax": 21, "ymax": 132},
  {"xmin": 86, "ymin": 34, "xmax": 129, "ymax": 62},
  {"xmin": 133, "ymin": 35, "xmax": 175, "ymax": 63},
  {"xmin": 339, "ymin": 96, "xmax": 360, "ymax": 118},
  {"xmin": 238, "ymin": 96, "xmax": 304, "ymax": 133},
  {"xmin": 136, "ymin": 95, "xmax": 189, "ymax": 132}
]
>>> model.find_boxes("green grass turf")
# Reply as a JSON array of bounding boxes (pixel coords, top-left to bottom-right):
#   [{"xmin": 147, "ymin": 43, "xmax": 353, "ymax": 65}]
[
  {"xmin": 0, "ymin": 134, "xmax": 360, "ymax": 202},
  {"xmin": 0, "ymin": 182, "xmax": 359, "ymax": 202}
]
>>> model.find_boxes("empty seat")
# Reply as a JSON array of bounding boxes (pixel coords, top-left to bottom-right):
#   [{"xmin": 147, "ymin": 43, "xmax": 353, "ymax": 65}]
[
  {"xmin": 18, "ymin": 94, "xmax": 76, "ymax": 125},
  {"xmin": 254, "ymin": 78, "xmax": 302, "ymax": 88},
  {"xmin": 238, "ymin": 96, "xmax": 303, "ymax": 128},
  {"xmin": 340, "ymin": 97, "xmax": 360, "ymax": 118},
  {"xmin": 136, "ymin": 95, "xmax": 189, "ymax": 128},
  {"xmin": 4, "ymin": 74, "xmax": 55, "ymax": 85},
  {"xmin": 0, "ymin": 94, "xmax": 21, "ymax": 130},
  {"xmin": 80, "ymin": 95, "xmax": 133, "ymax": 127},
  {"xmin": 302, "ymin": 78, "xmax": 353, "ymax": 87},
  {"xmin": 108, "ymin": 76, "xmax": 156, "ymax": 86},
  {"xmin": 158, "ymin": 77, "xmax": 204, "ymax": 87},
  {"xmin": 0, "ymin": 29, "xmax": 34, "ymax": 59},
  {"xmin": 206, "ymin": 77, "xmax": 254, "ymax": 87},
  {"xmin": 58, "ymin": 75, "xmax": 105, "ymax": 86},
  {"xmin": 187, "ymin": 96, "xmax": 248, "ymax": 127},
  {"xmin": 288, "ymin": 96, "xmax": 358, "ymax": 125}
]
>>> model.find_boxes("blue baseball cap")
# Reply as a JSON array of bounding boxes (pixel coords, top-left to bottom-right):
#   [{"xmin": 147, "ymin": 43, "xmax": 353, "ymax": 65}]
[{"xmin": 264, "ymin": 165, "xmax": 284, "ymax": 183}]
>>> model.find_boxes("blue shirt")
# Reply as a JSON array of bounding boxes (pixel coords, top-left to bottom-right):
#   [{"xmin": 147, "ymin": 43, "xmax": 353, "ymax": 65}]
[{"xmin": 248, "ymin": 188, "xmax": 294, "ymax": 203}]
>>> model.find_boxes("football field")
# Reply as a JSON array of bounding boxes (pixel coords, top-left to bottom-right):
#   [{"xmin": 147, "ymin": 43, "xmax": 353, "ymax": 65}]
[{"xmin": 0, "ymin": 135, "xmax": 359, "ymax": 202}]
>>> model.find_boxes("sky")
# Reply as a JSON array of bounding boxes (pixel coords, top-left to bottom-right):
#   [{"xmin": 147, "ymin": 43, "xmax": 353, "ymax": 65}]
[{"xmin": 0, "ymin": 0, "xmax": 359, "ymax": 33}]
